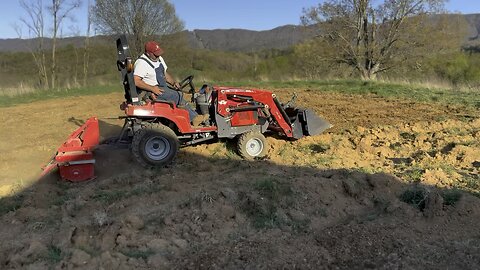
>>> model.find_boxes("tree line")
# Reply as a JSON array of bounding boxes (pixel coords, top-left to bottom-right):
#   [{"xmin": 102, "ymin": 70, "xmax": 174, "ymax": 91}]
[
  {"xmin": 9, "ymin": 0, "xmax": 480, "ymax": 90},
  {"xmin": 14, "ymin": 0, "xmax": 181, "ymax": 89}
]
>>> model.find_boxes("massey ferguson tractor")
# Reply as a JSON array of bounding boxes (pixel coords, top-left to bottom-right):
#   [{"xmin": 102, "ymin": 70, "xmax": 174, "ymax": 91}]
[{"xmin": 42, "ymin": 35, "xmax": 331, "ymax": 181}]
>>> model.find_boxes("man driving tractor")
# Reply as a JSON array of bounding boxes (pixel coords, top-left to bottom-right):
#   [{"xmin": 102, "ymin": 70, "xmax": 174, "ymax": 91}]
[{"xmin": 133, "ymin": 41, "xmax": 208, "ymax": 126}]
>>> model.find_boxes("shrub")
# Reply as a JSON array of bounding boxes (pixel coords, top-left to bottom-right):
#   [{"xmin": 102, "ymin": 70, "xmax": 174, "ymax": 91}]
[{"xmin": 399, "ymin": 186, "xmax": 428, "ymax": 210}]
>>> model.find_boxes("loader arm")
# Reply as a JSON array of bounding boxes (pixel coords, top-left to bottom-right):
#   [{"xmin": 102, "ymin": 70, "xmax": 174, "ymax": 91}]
[{"xmin": 215, "ymin": 87, "xmax": 294, "ymax": 138}]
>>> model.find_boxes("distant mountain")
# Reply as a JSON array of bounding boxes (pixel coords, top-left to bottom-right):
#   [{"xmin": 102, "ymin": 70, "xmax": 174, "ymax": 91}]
[
  {"xmin": 0, "ymin": 36, "xmax": 112, "ymax": 53},
  {"xmin": 0, "ymin": 13, "xmax": 478, "ymax": 53},
  {"xmin": 0, "ymin": 25, "xmax": 319, "ymax": 53},
  {"xmin": 465, "ymin": 14, "xmax": 480, "ymax": 41},
  {"xmin": 185, "ymin": 24, "xmax": 318, "ymax": 52}
]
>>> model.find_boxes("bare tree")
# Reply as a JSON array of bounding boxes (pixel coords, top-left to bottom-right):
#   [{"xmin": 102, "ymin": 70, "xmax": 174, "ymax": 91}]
[
  {"xmin": 19, "ymin": 0, "xmax": 49, "ymax": 88},
  {"xmin": 48, "ymin": 0, "xmax": 81, "ymax": 89},
  {"xmin": 301, "ymin": 0, "xmax": 450, "ymax": 80},
  {"xmin": 83, "ymin": 0, "xmax": 93, "ymax": 86},
  {"xmin": 11, "ymin": 23, "xmax": 24, "ymax": 39},
  {"xmin": 93, "ymin": 0, "xmax": 184, "ymax": 56}
]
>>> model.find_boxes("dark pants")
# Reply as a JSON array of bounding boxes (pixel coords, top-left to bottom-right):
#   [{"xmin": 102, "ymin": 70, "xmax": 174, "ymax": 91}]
[
  {"xmin": 152, "ymin": 63, "xmax": 197, "ymax": 122},
  {"xmin": 156, "ymin": 87, "xmax": 197, "ymax": 121}
]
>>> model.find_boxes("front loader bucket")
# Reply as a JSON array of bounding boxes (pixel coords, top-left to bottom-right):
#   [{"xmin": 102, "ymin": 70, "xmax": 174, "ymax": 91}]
[
  {"xmin": 288, "ymin": 108, "xmax": 331, "ymax": 139},
  {"xmin": 300, "ymin": 109, "xmax": 331, "ymax": 136},
  {"xmin": 42, "ymin": 117, "xmax": 100, "ymax": 182}
]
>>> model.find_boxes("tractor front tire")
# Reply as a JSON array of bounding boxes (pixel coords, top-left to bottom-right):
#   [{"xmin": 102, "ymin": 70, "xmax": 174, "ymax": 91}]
[
  {"xmin": 132, "ymin": 123, "xmax": 179, "ymax": 167},
  {"xmin": 237, "ymin": 131, "xmax": 267, "ymax": 160}
]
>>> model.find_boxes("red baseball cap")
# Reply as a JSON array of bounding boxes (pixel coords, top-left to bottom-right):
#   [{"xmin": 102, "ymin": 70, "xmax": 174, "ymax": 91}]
[{"xmin": 145, "ymin": 41, "xmax": 164, "ymax": 56}]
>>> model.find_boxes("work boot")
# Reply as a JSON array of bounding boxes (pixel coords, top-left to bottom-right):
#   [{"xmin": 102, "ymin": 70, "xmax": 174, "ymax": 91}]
[{"xmin": 192, "ymin": 114, "xmax": 209, "ymax": 127}]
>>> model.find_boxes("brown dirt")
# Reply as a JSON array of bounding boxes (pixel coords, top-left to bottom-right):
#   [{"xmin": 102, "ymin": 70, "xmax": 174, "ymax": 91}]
[{"xmin": 0, "ymin": 89, "xmax": 479, "ymax": 269}]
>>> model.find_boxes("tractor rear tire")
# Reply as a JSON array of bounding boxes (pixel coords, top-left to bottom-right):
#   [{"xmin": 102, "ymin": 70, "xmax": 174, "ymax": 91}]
[
  {"xmin": 132, "ymin": 123, "xmax": 179, "ymax": 167},
  {"xmin": 237, "ymin": 131, "xmax": 267, "ymax": 160}
]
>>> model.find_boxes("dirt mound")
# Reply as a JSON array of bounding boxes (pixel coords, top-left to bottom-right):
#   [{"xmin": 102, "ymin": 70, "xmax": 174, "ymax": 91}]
[
  {"xmin": 1, "ymin": 156, "xmax": 479, "ymax": 269},
  {"xmin": 0, "ymin": 89, "xmax": 479, "ymax": 268}
]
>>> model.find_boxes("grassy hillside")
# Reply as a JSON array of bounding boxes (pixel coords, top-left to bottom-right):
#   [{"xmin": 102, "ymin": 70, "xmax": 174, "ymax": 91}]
[
  {"xmin": 0, "ymin": 33, "xmax": 479, "ymax": 95},
  {"xmin": 222, "ymin": 80, "xmax": 480, "ymax": 108},
  {"xmin": 1, "ymin": 80, "xmax": 478, "ymax": 110}
]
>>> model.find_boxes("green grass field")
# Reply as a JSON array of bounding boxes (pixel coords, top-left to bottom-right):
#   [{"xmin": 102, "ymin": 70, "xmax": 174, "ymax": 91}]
[
  {"xmin": 0, "ymin": 85, "xmax": 118, "ymax": 108},
  {"xmin": 1, "ymin": 80, "xmax": 479, "ymax": 109},
  {"xmin": 218, "ymin": 80, "xmax": 480, "ymax": 108}
]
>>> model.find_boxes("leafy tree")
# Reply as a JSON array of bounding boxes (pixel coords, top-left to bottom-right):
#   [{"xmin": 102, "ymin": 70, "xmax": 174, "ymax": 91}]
[
  {"xmin": 301, "ymin": 0, "xmax": 455, "ymax": 80},
  {"xmin": 92, "ymin": 0, "xmax": 184, "ymax": 56},
  {"xmin": 294, "ymin": 38, "xmax": 343, "ymax": 79},
  {"xmin": 430, "ymin": 52, "xmax": 480, "ymax": 85},
  {"xmin": 387, "ymin": 14, "xmax": 468, "ymax": 80}
]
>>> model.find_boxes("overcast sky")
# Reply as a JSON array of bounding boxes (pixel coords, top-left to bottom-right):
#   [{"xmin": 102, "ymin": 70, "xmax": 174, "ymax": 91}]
[{"xmin": 1, "ymin": 0, "xmax": 480, "ymax": 39}]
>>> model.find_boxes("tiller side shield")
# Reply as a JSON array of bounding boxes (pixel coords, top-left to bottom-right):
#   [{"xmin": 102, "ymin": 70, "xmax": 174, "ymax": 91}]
[{"xmin": 42, "ymin": 117, "xmax": 99, "ymax": 182}]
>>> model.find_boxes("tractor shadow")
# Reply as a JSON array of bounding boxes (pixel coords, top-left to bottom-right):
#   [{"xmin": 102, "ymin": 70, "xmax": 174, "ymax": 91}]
[
  {"xmin": 67, "ymin": 117, "xmax": 85, "ymax": 127},
  {"xmin": 0, "ymin": 149, "xmax": 479, "ymax": 269}
]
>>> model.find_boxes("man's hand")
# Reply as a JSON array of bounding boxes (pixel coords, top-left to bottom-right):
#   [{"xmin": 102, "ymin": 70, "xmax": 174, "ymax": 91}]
[
  {"xmin": 134, "ymin": 75, "xmax": 163, "ymax": 96},
  {"xmin": 151, "ymin": 85, "xmax": 163, "ymax": 95},
  {"xmin": 172, "ymin": 81, "xmax": 181, "ymax": 90},
  {"xmin": 165, "ymin": 72, "xmax": 180, "ymax": 90}
]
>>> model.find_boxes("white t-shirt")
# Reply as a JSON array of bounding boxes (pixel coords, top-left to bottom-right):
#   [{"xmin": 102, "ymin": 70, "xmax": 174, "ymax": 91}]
[{"xmin": 133, "ymin": 54, "xmax": 168, "ymax": 86}]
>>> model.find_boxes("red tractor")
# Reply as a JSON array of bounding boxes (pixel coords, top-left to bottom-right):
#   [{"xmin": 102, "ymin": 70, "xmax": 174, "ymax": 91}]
[
  {"xmin": 43, "ymin": 36, "xmax": 330, "ymax": 181},
  {"xmin": 114, "ymin": 35, "xmax": 331, "ymax": 167}
]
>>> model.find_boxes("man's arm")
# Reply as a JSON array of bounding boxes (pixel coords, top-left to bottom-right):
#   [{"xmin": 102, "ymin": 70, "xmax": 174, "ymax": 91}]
[
  {"xmin": 165, "ymin": 72, "xmax": 181, "ymax": 89},
  {"xmin": 134, "ymin": 75, "xmax": 163, "ymax": 95}
]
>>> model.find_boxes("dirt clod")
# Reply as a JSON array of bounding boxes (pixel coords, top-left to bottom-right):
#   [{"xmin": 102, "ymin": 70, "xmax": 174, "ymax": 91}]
[
  {"xmin": 70, "ymin": 249, "xmax": 91, "ymax": 266},
  {"xmin": 423, "ymin": 191, "xmax": 445, "ymax": 218}
]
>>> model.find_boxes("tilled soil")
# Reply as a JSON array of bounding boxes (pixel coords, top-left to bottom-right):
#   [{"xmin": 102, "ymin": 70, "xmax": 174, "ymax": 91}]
[{"xmin": 0, "ymin": 88, "xmax": 479, "ymax": 269}]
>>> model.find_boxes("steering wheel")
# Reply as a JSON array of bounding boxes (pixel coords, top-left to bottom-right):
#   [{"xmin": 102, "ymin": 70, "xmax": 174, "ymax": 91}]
[{"xmin": 177, "ymin": 75, "xmax": 195, "ymax": 93}]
